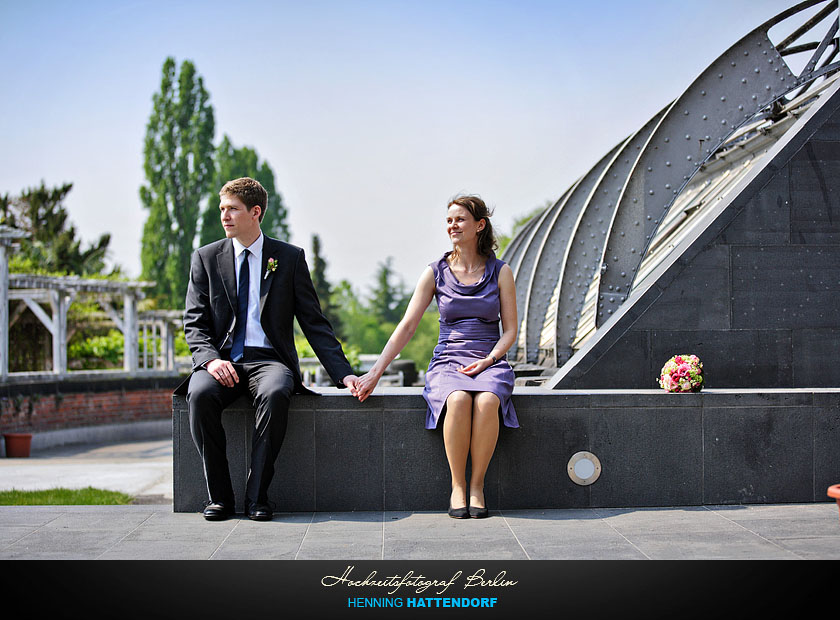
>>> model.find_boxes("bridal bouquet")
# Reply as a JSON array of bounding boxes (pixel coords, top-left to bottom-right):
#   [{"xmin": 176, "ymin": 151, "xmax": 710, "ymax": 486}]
[{"xmin": 658, "ymin": 354, "xmax": 704, "ymax": 392}]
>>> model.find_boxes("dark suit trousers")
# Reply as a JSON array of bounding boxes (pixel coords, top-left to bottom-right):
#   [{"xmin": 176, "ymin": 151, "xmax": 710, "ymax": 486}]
[{"xmin": 187, "ymin": 348, "xmax": 294, "ymax": 508}]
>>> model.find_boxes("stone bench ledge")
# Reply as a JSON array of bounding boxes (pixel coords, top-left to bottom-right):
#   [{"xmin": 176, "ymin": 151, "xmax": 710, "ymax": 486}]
[{"xmin": 172, "ymin": 388, "xmax": 840, "ymax": 513}]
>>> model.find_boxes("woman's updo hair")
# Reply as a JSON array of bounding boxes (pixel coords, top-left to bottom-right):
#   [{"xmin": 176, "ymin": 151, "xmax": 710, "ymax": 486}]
[{"xmin": 448, "ymin": 195, "xmax": 497, "ymax": 257}]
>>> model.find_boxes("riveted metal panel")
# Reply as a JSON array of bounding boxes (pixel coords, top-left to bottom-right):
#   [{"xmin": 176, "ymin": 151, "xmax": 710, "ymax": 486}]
[
  {"xmin": 501, "ymin": 188, "xmax": 572, "ymax": 360},
  {"xmin": 509, "ymin": 183, "xmax": 580, "ymax": 360},
  {"xmin": 500, "ymin": 208, "xmax": 542, "ymax": 359},
  {"xmin": 520, "ymin": 140, "xmax": 625, "ymax": 363},
  {"xmin": 551, "ymin": 108, "xmax": 668, "ymax": 365},
  {"xmin": 597, "ymin": 28, "xmax": 797, "ymax": 325}
]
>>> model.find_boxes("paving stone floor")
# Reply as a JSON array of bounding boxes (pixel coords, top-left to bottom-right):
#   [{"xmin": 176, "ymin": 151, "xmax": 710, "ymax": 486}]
[
  {"xmin": 2, "ymin": 437, "xmax": 838, "ymax": 560},
  {"xmin": 1, "ymin": 502, "xmax": 838, "ymax": 560}
]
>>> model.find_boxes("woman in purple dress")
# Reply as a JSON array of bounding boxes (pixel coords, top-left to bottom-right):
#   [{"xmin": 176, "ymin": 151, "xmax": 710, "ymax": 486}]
[{"xmin": 355, "ymin": 195, "xmax": 518, "ymax": 519}]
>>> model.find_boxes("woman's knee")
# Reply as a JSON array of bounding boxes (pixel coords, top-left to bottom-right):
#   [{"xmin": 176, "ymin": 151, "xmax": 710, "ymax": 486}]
[
  {"xmin": 473, "ymin": 391, "xmax": 500, "ymax": 412},
  {"xmin": 446, "ymin": 390, "xmax": 473, "ymax": 410}
]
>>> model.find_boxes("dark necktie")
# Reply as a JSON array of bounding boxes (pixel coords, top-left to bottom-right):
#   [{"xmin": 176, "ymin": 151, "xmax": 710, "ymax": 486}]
[{"xmin": 231, "ymin": 249, "xmax": 250, "ymax": 362}]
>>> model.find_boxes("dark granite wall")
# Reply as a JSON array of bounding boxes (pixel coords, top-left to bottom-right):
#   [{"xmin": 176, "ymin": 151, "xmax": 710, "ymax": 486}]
[{"xmin": 172, "ymin": 389, "xmax": 840, "ymax": 512}]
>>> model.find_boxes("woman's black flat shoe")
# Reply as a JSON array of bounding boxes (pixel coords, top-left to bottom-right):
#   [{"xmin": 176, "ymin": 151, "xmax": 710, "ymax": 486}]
[
  {"xmin": 448, "ymin": 505, "xmax": 469, "ymax": 519},
  {"xmin": 468, "ymin": 506, "xmax": 489, "ymax": 519}
]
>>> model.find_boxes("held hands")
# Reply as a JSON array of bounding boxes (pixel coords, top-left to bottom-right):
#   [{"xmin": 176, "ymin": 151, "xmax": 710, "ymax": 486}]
[
  {"xmin": 353, "ymin": 370, "xmax": 382, "ymax": 402},
  {"xmin": 351, "ymin": 356, "xmax": 495, "ymax": 401},
  {"xmin": 343, "ymin": 374, "xmax": 361, "ymax": 397}
]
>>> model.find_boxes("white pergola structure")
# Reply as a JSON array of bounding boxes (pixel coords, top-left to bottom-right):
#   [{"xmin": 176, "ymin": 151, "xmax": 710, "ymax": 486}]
[
  {"xmin": 1, "ymin": 227, "xmax": 184, "ymax": 381},
  {"xmin": 1, "ymin": 226, "xmax": 28, "ymax": 381}
]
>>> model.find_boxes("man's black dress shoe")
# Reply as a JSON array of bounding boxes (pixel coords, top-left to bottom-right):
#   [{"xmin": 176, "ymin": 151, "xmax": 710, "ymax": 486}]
[
  {"xmin": 203, "ymin": 502, "xmax": 235, "ymax": 521},
  {"xmin": 448, "ymin": 504, "xmax": 469, "ymax": 519},
  {"xmin": 468, "ymin": 505, "xmax": 489, "ymax": 519},
  {"xmin": 246, "ymin": 503, "xmax": 273, "ymax": 521}
]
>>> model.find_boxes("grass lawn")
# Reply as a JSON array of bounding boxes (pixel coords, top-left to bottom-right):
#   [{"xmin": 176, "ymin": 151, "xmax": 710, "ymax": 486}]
[{"xmin": 0, "ymin": 487, "xmax": 134, "ymax": 505}]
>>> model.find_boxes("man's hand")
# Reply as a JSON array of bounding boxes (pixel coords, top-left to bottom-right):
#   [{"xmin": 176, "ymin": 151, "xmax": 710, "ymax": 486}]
[
  {"xmin": 353, "ymin": 370, "xmax": 382, "ymax": 403},
  {"xmin": 206, "ymin": 358, "xmax": 239, "ymax": 388},
  {"xmin": 343, "ymin": 374, "xmax": 360, "ymax": 397}
]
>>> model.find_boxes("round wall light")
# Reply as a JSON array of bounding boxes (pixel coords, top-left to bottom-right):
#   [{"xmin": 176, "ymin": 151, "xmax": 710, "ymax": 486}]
[{"xmin": 567, "ymin": 451, "xmax": 602, "ymax": 486}]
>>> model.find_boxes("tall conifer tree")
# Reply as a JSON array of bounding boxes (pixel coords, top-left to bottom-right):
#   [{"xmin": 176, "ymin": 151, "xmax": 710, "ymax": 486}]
[
  {"xmin": 369, "ymin": 257, "xmax": 407, "ymax": 324},
  {"xmin": 199, "ymin": 135, "xmax": 289, "ymax": 247},
  {"xmin": 310, "ymin": 234, "xmax": 343, "ymax": 339},
  {"xmin": 140, "ymin": 57, "xmax": 215, "ymax": 307}
]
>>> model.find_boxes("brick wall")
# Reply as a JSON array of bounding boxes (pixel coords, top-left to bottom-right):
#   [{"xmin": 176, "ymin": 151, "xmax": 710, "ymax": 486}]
[{"xmin": 0, "ymin": 377, "xmax": 181, "ymax": 434}]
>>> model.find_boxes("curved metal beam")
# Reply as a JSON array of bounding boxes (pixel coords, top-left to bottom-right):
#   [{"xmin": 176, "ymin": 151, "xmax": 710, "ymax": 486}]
[
  {"xmin": 500, "ymin": 194, "xmax": 556, "ymax": 267},
  {"xmin": 520, "ymin": 140, "xmax": 625, "ymax": 363},
  {"xmin": 551, "ymin": 107, "xmax": 667, "ymax": 364},
  {"xmin": 508, "ymin": 186, "xmax": 578, "ymax": 360}
]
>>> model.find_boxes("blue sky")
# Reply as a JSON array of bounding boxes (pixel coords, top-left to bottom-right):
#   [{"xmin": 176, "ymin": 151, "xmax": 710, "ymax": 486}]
[{"xmin": 0, "ymin": 0, "xmax": 799, "ymax": 293}]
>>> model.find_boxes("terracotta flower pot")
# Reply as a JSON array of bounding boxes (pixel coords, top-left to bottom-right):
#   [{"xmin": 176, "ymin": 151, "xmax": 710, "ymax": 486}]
[
  {"xmin": 828, "ymin": 484, "xmax": 840, "ymax": 524},
  {"xmin": 3, "ymin": 433, "xmax": 32, "ymax": 458}
]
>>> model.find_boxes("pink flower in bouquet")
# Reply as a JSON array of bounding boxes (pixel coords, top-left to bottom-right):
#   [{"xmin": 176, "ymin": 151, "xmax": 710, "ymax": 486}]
[{"xmin": 658, "ymin": 354, "xmax": 704, "ymax": 392}]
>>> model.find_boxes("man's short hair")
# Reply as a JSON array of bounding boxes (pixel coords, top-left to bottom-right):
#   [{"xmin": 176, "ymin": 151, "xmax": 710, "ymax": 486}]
[{"xmin": 220, "ymin": 177, "xmax": 268, "ymax": 222}]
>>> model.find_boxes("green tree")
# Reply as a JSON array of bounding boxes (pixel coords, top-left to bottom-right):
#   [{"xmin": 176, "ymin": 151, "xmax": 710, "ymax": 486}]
[
  {"xmin": 400, "ymin": 307, "xmax": 440, "ymax": 371},
  {"xmin": 199, "ymin": 134, "xmax": 289, "ymax": 247},
  {"xmin": 369, "ymin": 257, "xmax": 407, "ymax": 324},
  {"xmin": 309, "ymin": 234, "xmax": 343, "ymax": 339},
  {"xmin": 332, "ymin": 277, "xmax": 439, "ymax": 370},
  {"xmin": 0, "ymin": 193, "xmax": 10, "ymax": 224},
  {"xmin": 333, "ymin": 279, "xmax": 389, "ymax": 354},
  {"xmin": 0, "ymin": 182, "xmax": 112, "ymax": 275},
  {"xmin": 140, "ymin": 57, "xmax": 215, "ymax": 308}
]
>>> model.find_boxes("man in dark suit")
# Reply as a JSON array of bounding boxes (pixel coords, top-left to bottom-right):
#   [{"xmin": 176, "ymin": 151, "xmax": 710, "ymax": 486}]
[{"xmin": 177, "ymin": 177, "xmax": 359, "ymax": 521}]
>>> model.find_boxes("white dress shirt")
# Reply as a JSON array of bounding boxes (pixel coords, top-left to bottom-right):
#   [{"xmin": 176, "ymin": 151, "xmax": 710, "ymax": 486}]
[{"xmin": 231, "ymin": 233, "xmax": 273, "ymax": 350}]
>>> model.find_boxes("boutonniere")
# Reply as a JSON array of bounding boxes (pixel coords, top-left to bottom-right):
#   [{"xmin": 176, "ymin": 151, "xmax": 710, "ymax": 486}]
[{"xmin": 264, "ymin": 257, "xmax": 277, "ymax": 280}]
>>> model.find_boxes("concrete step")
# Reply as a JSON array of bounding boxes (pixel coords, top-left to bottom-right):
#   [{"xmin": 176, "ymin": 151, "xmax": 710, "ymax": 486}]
[
  {"xmin": 511, "ymin": 363, "xmax": 548, "ymax": 377},
  {"xmin": 515, "ymin": 376, "xmax": 549, "ymax": 386}
]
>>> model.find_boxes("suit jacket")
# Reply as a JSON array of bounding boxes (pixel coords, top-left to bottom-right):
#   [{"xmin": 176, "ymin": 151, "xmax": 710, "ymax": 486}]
[{"xmin": 174, "ymin": 235, "xmax": 353, "ymax": 396}]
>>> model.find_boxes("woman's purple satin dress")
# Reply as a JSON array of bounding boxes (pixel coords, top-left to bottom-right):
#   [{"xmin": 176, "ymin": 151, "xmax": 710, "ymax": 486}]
[{"xmin": 422, "ymin": 252, "xmax": 519, "ymax": 430}]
